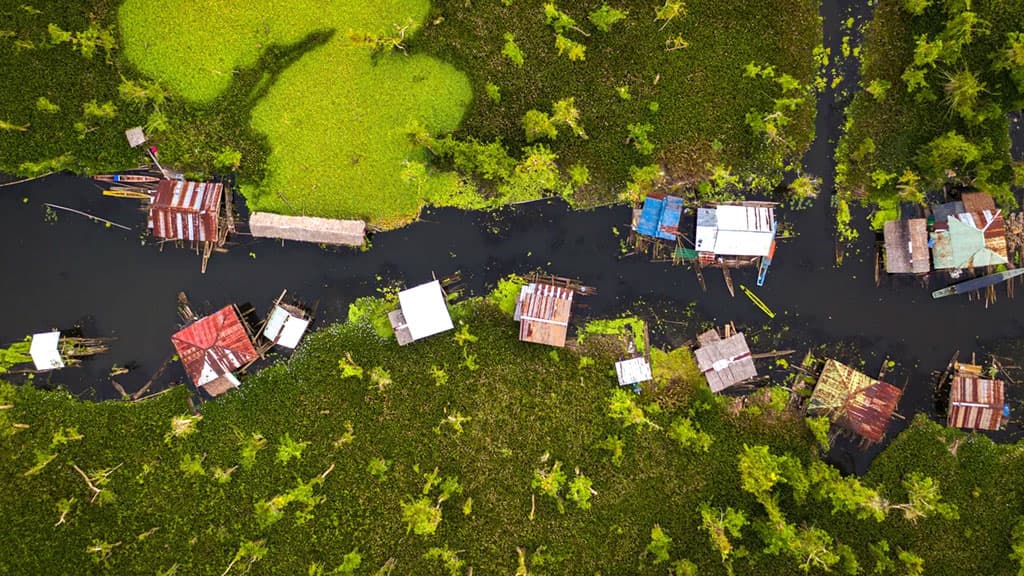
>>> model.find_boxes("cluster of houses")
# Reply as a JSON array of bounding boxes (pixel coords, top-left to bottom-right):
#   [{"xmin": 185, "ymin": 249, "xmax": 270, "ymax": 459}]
[
  {"xmin": 883, "ymin": 192, "xmax": 1007, "ymax": 276},
  {"xmin": 631, "ymin": 194, "xmax": 778, "ymax": 288}
]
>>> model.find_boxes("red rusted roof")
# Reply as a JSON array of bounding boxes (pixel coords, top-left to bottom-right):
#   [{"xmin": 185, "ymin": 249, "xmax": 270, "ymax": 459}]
[
  {"xmin": 515, "ymin": 283, "xmax": 574, "ymax": 347},
  {"xmin": 148, "ymin": 179, "xmax": 223, "ymax": 242},
  {"xmin": 948, "ymin": 375, "xmax": 1005, "ymax": 431},
  {"xmin": 171, "ymin": 306, "xmax": 257, "ymax": 389},
  {"xmin": 810, "ymin": 359, "xmax": 902, "ymax": 444}
]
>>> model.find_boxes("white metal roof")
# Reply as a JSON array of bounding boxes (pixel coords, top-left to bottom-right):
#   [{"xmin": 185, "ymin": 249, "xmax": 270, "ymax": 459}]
[
  {"xmin": 263, "ymin": 306, "xmax": 310, "ymax": 349},
  {"xmin": 696, "ymin": 206, "xmax": 775, "ymax": 256},
  {"xmin": 30, "ymin": 331, "xmax": 64, "ymax": 371},
  {"xmin": 398, "ymin": 280, "xmax": 454, "ymax": 341},
  {"xmin": 615, "ymin": 357, "xmax": 653, "ymax": 386}
]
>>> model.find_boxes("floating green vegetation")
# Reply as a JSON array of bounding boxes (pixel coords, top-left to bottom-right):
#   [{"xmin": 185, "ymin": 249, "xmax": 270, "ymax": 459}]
[
  {"xmin": 417, "ymin": 0, "xmax": 821, "ymax": 207},
  {"xmin": 578, "ymin": 316, "xmax": 646, "ymax": 353},
  {"xmin": 837, "ymin": 1, "xmax": 1024, "ymax": 217},
  {"xmin": 1, "ymin": 293, "xmax": 1023, "ymax": 574}
]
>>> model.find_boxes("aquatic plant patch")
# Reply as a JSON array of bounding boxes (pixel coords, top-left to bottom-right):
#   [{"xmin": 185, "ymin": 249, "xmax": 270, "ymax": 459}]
[
  {"xmin": 415, "ymin": 0, "xmax": 822, "ymax": 205},
  {"xmin": 1, "ymin": 297, "xmax": 1022, "ymax": 574},
  {"xmin": 119, "ymin": 0, "xmax": 471, "ymax": 228}
]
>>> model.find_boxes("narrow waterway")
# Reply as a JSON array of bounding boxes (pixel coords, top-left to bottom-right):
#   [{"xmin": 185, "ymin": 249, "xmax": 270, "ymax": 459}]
[{"xmin": 1, "ymin": 0, "xmax": 1021, "ymax": 474}]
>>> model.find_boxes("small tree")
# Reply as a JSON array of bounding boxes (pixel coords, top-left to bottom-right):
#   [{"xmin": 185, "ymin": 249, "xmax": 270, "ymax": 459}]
[
  {"xmin": 900, "ymin": 0, "xmax": 931, "ymax": 15},
  {"xmin": 699, "ymin": 504, "xmax": 748, "ymax": 565},
  {"xmin": 897, "ymin": 473, "xmax": 958, "ymax": 523},
  {"xmin": 551, "ymin": 97, "xmax": 586, "ymax": 139},
  {"xmin": 588, "ymin": 4, "xmax": 628, "ymax": 32},
  {"xmin": 222, "ymin": 539, "xmax": 267, "ymax": 576},
  {"xmin": 646, "ymin": 524, "xmax": 672, "ymax": 564},
  {"xmin": 402, "ymin": 497, "xmax": 442, "ymax": 535},
  {"xmin": 532, "ymin": 460, "xmax": 568, "ymax": 513},
  {"xmin": 654, "ymin": 1, "xmax": 686, "ymax": 30},
  {"xmin": 943, "ymin": 68, "xmax": 986, "ymax": 120},
  {"xmin": 523, "ymin": 110, "xmax": 558, "ymax": 142},
  {"xmin": 567, "ymin": 473, "xmax": 595, "ymax": 510},
  {"xmin": 502, "ymin": 33, "xmax": 525, "ymax": 67}
]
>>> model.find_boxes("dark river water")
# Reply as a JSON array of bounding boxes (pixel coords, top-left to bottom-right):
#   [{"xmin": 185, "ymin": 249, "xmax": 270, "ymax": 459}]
[{"xmin": 2, "ymin": 0, "xmax": 1022, "ymax": 474}]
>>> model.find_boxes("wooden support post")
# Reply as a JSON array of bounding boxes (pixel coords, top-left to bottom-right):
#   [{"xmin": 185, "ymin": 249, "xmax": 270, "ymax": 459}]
[{"xmin": 201, "ymin": 241, "xmax": 213, "ymax": 274}]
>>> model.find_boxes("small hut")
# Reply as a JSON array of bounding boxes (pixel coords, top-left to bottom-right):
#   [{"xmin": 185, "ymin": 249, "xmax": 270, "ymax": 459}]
[
  {"xmin": 29, "ymin": 331, "xmax": 64, "ymax": 371},
  {"xmin": 634, "ymin": 194, "xmax": 683, "ymax": 241},
  {"xmin": 809, "ymin": 359, "xmax": 902, "ymax": 444},
  {"xmin": 171, "ymin": 306, "xmax": 258, "ymax": 397},
  {"xmin": 262, "ymin": 301, "xmax": 311, "ymax": 350},
  {"xmin": 947, "ymin": 365, "xmax": 1006, "ymax": 431},
  {"xmin": 883, "ymin": 219, "xmax": 929, "ymax": 274},
  {"xmin": 148, "ymin": 179, "xmax": 229, "ymax": 273},
  {"xmin": 695, "ymin": 204, "xmax": 776, "ymax": 259},
  {"xmin": 694, "ymin": 328, "xmax": 757, "ymax": 393},
  {"xmin": 388, "ymin": 280, "xmax": 454, "ymax": 346},
  {"xmin": 515, "ymin": 281, "xmax": 575, "ymax": 347},
  {"xmin": 615, "ymin": 357, "xmax": 652, "ymax": 390},
  {"xmin": 930, "ymin": 194, "xmax": 1008, "ymax": 270}
]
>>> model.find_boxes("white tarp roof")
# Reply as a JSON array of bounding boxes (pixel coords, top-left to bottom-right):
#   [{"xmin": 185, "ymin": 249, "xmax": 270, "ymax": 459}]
[
  {"xmin": 398, "ymin": 280, "xmax": 454, "ymax": 341},
  {"xmin": 30, "ymin": 331, "xmax": 64, "ymax": 371},
  {"xmin": 615, "ymin": 357, "xmax": 653, "ymax": 386},
  {"xmin": 263, "ymin": 306, "xmax": 310, "ymax": 349},
  {"xmin": 695, "ymin": 205, "xmax": 775, "ymax": 257}
]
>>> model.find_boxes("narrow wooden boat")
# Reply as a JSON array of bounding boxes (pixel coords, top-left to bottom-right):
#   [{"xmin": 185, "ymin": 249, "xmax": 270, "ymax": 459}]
[
  {"xmin": 93, "ymin": 173, "xmax": 160, "ymax": 183},
  {"xmin": 931, "ymin": 268, "xmax": 1024, "ymax": 299}
]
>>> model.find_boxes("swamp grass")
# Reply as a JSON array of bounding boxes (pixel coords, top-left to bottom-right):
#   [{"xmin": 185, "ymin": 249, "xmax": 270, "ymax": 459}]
[{"xmin": 1, "ymin": 298, "xmax": 1023, "ymax": 574}]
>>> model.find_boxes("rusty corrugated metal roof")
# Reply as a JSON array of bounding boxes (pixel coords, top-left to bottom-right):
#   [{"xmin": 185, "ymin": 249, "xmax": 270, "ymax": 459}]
[
  {"xmin": 515, "ymin": 283, "xmax": 574, "ymax": 347},
  {"xmin": 948, "ymin": 375, "xmax": 1005, "ymax": 431},
  {"xmin": 171, "ymin": 306, "xmax": 257, "ymax": 389},
  {"xmin": 810, "ymin": 359, "xmax": 902, "ymax": 443},
  {"xmin": 148, "ymin": 180, "xmax": 223, "ymax": 242}
]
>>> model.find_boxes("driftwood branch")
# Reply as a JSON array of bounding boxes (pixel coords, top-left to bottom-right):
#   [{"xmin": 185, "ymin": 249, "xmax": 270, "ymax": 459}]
[
  {"xmin": 43, "ymin": 203, "xmax": 132, "ymax": 231},
  {"xmin": 71, "ymin": 464, "xmax": 101, "ymax": 503}
]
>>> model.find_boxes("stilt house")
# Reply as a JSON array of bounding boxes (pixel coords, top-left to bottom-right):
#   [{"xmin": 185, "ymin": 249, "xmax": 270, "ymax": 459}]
[
  {"xmin": 29, "ymin": 331, "xmax": 64, "ymax": 371},
  {"xmin": 694, "ymin": 328, "xmax": 757, "ymax": 393},
  {"xmin": 514, "ymin": 280, "xmax": 576, "ymax": 347},
  {"xmin": 883, "ymin": 219, "xmax": 929, "ymax": 274},
  {"xmin": 947, "ymin": 363, "xmax": 1007, "ymax": 431},
  {"xmin": 634, "ymin": 194, "xmax": 683, "ymax": 241},
  {"xmin": 930, "ymin": 193, "xmax": 1008, "ymax": 271},
  {"xmin": 389, "ymin": 280, "xmax": 454, "ymax": 346},
  {"xmin": 171, "ymin": 306, "xmax": 258, "ymax": 397},
  {"xmin": 809, "ymin": 359, "xmax": 902, "ymax": 444},
  {"xmin": 148, "ymin": 179, "xmax": 229, "ymax": 272},
  {"xmin": 695, "ymin": 204, "xmax": 776, "ymax": 260},
  {"xmin": 615, "ymin": 357, "xmax": 653, "ymax": 389},
  {"xmin": 263, "ymin": 302, "xmax": 311, "ymax": 350}
]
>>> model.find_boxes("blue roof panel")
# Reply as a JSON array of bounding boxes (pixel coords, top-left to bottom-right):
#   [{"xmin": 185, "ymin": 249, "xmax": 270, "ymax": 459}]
[{"xmin": 636, "ymin": 196, "xmax": 682, "ymax": 241}]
